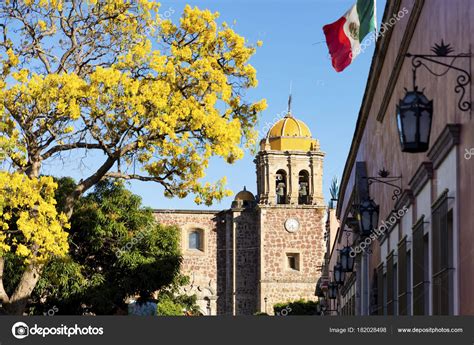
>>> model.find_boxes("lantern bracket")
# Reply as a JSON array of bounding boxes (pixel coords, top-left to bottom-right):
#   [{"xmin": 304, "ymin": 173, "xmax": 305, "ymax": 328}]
[
  {"xmin": 406, "ymin": 40, "xmax": 472, "ymax": 112},
  {"xmin": 363, "ymin": 168, "xmax": 402, "ymax": 202},
  {"xmin": 339, "ymin": 228, "xmax": 354, "ymax": 246}
]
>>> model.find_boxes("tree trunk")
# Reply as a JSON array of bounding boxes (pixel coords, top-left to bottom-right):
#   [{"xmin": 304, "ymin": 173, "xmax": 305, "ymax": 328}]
[
  {"xmin": 25, "ymin": 155, "xmax": 42, "ymax": 179},
  {"xmin": 63, "ymin": 155, "xmax": 118, "ymax": 218},
  {"xmin": 2, "ymin": 263, "xmax": 44, "ymax": 315},
  {"xmin": 0, "ymin": 257, "xmax": 10, "ymax": 304},
  {"xmin": 2, "ymin": 154, "xmax": 117, "ymax": 314},
  {"xmin": 0, "ymin": 155, "xmax": 44, "ymax": 315}
]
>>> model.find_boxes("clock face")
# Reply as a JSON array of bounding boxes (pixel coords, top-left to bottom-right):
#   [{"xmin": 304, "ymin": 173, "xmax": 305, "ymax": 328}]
[{"xmin": 284, "ymin": 218, "xmax": 300, "ymax": 233}]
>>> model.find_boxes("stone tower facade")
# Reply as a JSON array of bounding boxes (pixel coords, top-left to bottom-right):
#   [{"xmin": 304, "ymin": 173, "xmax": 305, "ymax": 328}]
[
  {"xmin": 154, "ymin": 111, "xmax": 326, "ymax": 315},
  {"xmin": 255, "ymin": 112, "xmax": 326, "ymax": 314}
]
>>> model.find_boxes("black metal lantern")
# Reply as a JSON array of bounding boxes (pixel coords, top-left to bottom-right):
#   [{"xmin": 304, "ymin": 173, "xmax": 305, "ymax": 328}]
[
  {"xmin": 328, "ymin": 282, "xmax": 338, "ymax": 300},
  {"xmin": 358, "ymin": 198, "xmax": 379, "ymax": 236},
  {"xmin": 333, "ymin": 262, "xmax": 345, "ymax": 285},
  {"xmin": 316, "ymin": 298, "xmax": 327, "ymax": 315},
  {"xmin": 315, "ymin": 278, "xmax": 325, "ymax": 298},
  {"xmin": 340, "ymin": 246, "xmax": 355, "ymax": 272},
  {"xmin": 396, "ymin": 69, "xmax": 433, "ymax": 153}
]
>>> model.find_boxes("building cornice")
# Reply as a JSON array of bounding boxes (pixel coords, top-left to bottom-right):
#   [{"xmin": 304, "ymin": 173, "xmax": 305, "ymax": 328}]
[
  {"xmin": 431, "ymin": 188, "xmax": 450, "ymax": 211},
  {"xmin": 408, "ymin": 162, "xmax": 433, "ymax": 196},
  {"xmin": 153, "ymin": 209, "xmax": 220, "ymax": 215},
  {"xmin": 257, "ymin": 204, "xmax": 326, "ymax": 210},
  {"xmin": 427, "ymin": 124, "xmax": 461, "ymax": 169},
  {"xmin": 256, "ymin": 150, "xmax": 325, "ymax": 157}
]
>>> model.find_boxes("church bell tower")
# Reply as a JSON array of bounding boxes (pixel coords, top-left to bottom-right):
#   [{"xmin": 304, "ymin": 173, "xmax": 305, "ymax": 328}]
[
  {"xmin": 254, "ymin": 98, "xmax": 326, "ymax": 314},
  {"xmin": 255, "ymin": 102, "xmax": 325, "ymax": 206}
]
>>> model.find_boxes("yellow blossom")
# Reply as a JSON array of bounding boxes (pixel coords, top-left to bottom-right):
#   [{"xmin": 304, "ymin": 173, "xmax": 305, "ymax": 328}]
[
  {"xmin": 0, "ymin": 172, "xmax": 69, "ymax": 263},
  {"xmin": 38, "ymin": 20, "xmax": 47, "ymax": 31},
  {"xmin": 1, "ymin": 0, "xmax": 267, "ymax": 218}
]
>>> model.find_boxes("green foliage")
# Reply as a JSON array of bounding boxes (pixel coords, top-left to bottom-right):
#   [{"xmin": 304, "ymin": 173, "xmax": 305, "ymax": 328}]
[
  {"xmin": 329, "ymin": 176, "xmax": 339, "ymax": 209},
  {"xmin": 156, "ymin": 295, "xmax": 185, "ymax": 316},
  {"xmin": 26, "ymin": 178, "xmax": 195, "ymax": 315},
  {"xmin": 156, "ymin": 292, "xmax": 200, "ymax": 316},
  {"xmin": 273, "ymin": 299, "xmax": 319, "ymax": 315},
  {"xmin": 53, "ymin": 177, "xmax": 77, "ymax": 212},
  {"xmin": 3, "ymin": 253, "xmax": 25, "ymax": 296},
  {"xmin": 254, "ymin": 312, "xmax": 269, "ymax": 316}
]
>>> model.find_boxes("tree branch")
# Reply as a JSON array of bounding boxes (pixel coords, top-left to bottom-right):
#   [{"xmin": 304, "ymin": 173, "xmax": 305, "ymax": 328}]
[
  {"xmin": 41, "ymin": 142, "xmax": 104, "ymax": 160},
  {"xmin": 104, "ymin": 172, "xmax": 167, "ymax": 182},
  {"xmin": 63, "ymin": 154, "xmax": 118, "ymax": 217}
]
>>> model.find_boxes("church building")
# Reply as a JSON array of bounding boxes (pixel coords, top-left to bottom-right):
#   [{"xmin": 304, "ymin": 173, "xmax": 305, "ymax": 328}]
[{"xmin": 154, "ymin": 108, "xmax": 326, "ymax": 315}]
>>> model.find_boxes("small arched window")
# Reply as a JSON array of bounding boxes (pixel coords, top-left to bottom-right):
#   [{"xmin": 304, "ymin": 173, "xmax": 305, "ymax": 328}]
[
  {"xmin": 298, "ymin": 170, "xmax": 310, "ymax": 205},
  {"xmin": 275, "ymin": 169, "xmax": 288, "ymax": 204},
  {"xmin": 188, "ymin": 229, "xmax": 204, "ymax": 251}
]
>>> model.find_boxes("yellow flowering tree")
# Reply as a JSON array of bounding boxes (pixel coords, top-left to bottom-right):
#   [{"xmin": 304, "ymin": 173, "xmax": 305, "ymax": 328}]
[
  {"xmin": 0, "ymin": 172, "xmax": 69, "ymax": 314},
  {"xmin": 0, "ymin": 0, "xmax": 266, "ymax": 314}
]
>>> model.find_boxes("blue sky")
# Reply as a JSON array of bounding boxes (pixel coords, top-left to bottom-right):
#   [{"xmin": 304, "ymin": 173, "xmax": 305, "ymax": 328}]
[{"xmin": 45, "ymin": 0, "xmax": 387, "ymax": 210}]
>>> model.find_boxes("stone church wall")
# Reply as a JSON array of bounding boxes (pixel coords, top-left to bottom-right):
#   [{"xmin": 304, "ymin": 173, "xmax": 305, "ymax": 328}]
[
  {"xmin": 258, "ymin": 206, "xmax": 325, "ymax": 314},
  {"xmin": 232, "ymin": 209, "xmax": 259, "ymax": 315},
  {"xmin": 154, "ymin": 210, "xmax": 221, "ymax": 315}
]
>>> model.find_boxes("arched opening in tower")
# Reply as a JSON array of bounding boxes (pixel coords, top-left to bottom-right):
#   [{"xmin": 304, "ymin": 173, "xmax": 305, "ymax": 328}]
[
  {"xmin": 298, "ymin": 170, "xmax": 310, "ymax": 205},
  {"xmin": 275, "ymin": 169, "xmax": 287, "ymax": 204}
]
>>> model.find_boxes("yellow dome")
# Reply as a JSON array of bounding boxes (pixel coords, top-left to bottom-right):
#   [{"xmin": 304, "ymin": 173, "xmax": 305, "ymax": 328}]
[
  {"xmin": 267, "ymin": 115, "xmax": 312, "ymax": 138},
  {"xmin": 264, "ymin": 114, "xmax": 318, "ymax": 151},
  {"xmin": 234, "ymin": 187, "xmax": 255, "ymax": 201}
]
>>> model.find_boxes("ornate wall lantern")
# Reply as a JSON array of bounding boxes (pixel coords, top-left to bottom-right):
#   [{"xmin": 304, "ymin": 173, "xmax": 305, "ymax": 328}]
[
  {"xmin": 340, "ymin": 246, "xmax": 355, "ymax": 272},
  {"xmin": 328, "ymin": 282, "xmax": 338, "ymax": 300},
  {"xmin": 398, "ymin": 40, "xmax": 472, "ymax": 153},
  {"xmin": 396, "ymin": 69, "xmax": 433, "ymax": 153},
  {"xmin": 315, "ymin": 277, "xmax": 325, "ymax": 298},
  {"xmin": 333, "ymin": 262, "xmax": 345, "ymax": 285},
  {"xmin": 358, "ymin": 198, "xmax": 379, "ymax": 236}
]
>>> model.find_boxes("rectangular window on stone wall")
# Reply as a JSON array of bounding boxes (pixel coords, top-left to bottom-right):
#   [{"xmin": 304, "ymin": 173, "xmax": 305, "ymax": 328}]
[
  {"xmin": 188, "ymin": 229, "xmax": 204, "ymax": 251},
  {"xmin": 286, "ymin": 253, "xmax": 300, "ymax": 271},
  {"xmin": 412, "ymin": 217, "xmax": 427, "ymax": 315},
  {"xmin": 432, "ymin": 191, "xmax": 455, "ymax": 315}
]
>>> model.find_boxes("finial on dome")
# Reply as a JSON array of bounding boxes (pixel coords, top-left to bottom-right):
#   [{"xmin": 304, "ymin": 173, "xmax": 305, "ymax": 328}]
[
  {"xmin": 286, "ymin": 81, "xmax": 293, "ymax": 118},
  {"xmin": 243, "ymin": 186, "xmax": 247, "ymax": 191}
]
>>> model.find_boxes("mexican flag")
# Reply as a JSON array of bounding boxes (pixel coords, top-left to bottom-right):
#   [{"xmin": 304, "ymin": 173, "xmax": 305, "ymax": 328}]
[{"xmin": 323, "ymin": 0, "xmax": 377, "ymax": 72}]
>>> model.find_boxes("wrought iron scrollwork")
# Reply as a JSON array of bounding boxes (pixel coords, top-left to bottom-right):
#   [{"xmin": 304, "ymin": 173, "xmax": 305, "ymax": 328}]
[
  {"xmin": 363, "ymin": 168, "xmax": 402, "ymax": 203},
  {"xmin": 406, "ymin": 40, "xmax": 472, "ymax": 112}
]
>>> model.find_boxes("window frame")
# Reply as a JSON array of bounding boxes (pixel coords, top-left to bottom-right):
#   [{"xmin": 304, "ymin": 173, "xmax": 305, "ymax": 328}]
[
  {"xmin": 431, "ymin": 190, "xmax": 455, "ymax": 315},
  {"xmin": 285, "ymin": 252, "xmax": 301, "ymax": 271},
  {"xmin": 183, "ymin": 227, "xmax": 206, "ymax": 254}
]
